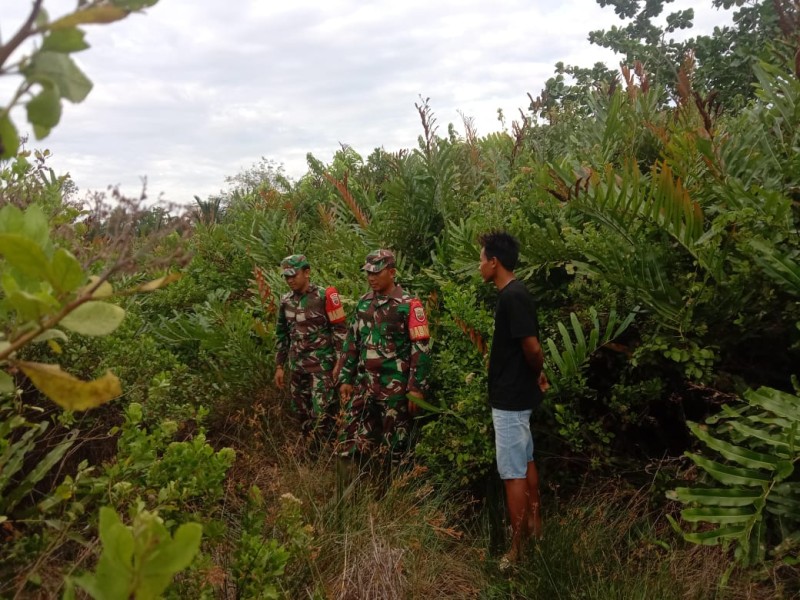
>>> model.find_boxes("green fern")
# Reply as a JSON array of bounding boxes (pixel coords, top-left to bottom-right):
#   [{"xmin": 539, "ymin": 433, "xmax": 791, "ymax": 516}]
[{"xmin": 668, "ymin": 386, "xmax": 800, "ymax": 566}]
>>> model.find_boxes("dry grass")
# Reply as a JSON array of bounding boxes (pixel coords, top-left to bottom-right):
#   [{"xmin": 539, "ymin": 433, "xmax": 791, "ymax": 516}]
[
  {"xmin": 214, "ymin": 396, "xmax": 797, "ymax": 599},
  {"xmin": 495, "ymin": 480, "xmax": 799, "ymax": 600},
  {"xmin": 219, "ymin": 393, "xmax": 489, "ymax": 599}
]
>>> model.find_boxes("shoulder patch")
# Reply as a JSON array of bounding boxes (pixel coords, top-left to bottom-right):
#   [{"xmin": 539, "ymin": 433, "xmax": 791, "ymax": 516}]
[
  {"xmin": 407, "ymin": 298, "xmax": 430, "ymax": 341},
  {"xmin": 325, "ymin": 286, "xmax": 346, "ymax": 323}
]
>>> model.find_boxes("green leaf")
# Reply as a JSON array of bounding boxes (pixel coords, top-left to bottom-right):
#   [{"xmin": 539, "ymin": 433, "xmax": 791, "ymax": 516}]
[
  {"xmin": 728, "ymin": 419, "xmax": 791, "ymax": 451},
  {"xmin": 92, "ymin": 508, "xmax": 135, "ymax": 598},
  {"xmin": 775, "ymin": 461, "xmax": 795, "ymax": 480},
  {"xmin": 60, "ymin": 301, "xmax": 125, "ymax": 336},
  {"xmin": 668, "ymin": 487, "xmax": 762, "ymax": 507},
  {"xmin": 687, "ymin": 453, "xmax": 771, "ymax": 486},
  {"xmin": 50, "ymin": 248, "xmax": 85, "ymax": 293},
  {"xmin": 23, "ymin": 52, "xmax": 92, "ymax": 103},
  {"xmin": 0, "ymin": 423, "xmax": 46, "ymax": 494},
  {"xmin": 80, "ymin": 276, "xmax": 114, "ymax": 299},
  {"xmin": 35, "ymin": 7, "xmax": 50, "ymax": 27},
  {"xmin": 41, "ymin": 28, "xmax": 90, "ymax": 53},
  {"xmin": 558, "ymin": 321, "xmax": 578, "ymax": 372},
  {"xmin": 688, "ymin": 422, "xmax": 780, "ymax": 470},
  {"xmin": 4, "ymin": 289, "xmax": 60, "ymax": 321},
  {"xmin": 0, "ymin": 371, "xmax": 15, "ymax": 394},
  {"xmin": 32, "ymin": 329, "xmax": 69, "ymax": 343},
  {"xmin": 98, "ymin": 507, "xmax": 133, "ymax": 565},
  {"xmin": 61, "ymin": 578, "xmax": 76, "ymax": 600},
  {"xmin": 136, "ymin": 533, "xmax": 202, "ymax": 598},
  {"xmin": 0, "ymin": 114, "xmax": 20, "ymax": 159},
  {"xmin": 0, "ymin": 205, "xmax": 24, "ymax": 233},
  {"xmin": 683, "ymin": 525, "xmax": 746, "ymax": 545},
  {"xmin": 26, "ymin": 88, "xmax": 62, "ymax": 139},
  {"xmin": 570, "ymin": 313, "xmax": 586, "ymax": 355},
  {"xmin": 0, "ymin": 205, "xmax": 49, "ymax": 260},
  {"xmin": 111, "ymin": 0, "xmax": 160, "ymax": 8},
  {"xmin": 21, "ymin": 205, "xmax": 50, "ymax": 248},
  {"xmin": 546, "ymin": 338, "xmax": 568, "ymax": 373},
  {"xmin": 747, "ymin": 387, "xmax": 800, "ymax": 422},
  {"xmin": 766, "ymin": 489, "xmax": 800, "ymax": 514},
  {"xmin": 3, "ymin": 429, "xmax": 78, "ymax": 512},
  {"xmin": 0, "ymin": 234, "xmax": 50, "ymax": 280},
  {"xmin": 144, "ymin": 522, "xmax": 202, "ymax": 574},
  {"xmin": 681, "ymin": 506, "xmax": 756, "ymax": 524}
]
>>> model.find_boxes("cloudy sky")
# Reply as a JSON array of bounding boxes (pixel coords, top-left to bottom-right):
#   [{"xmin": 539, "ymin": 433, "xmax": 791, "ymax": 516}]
[{"xmin": 3, "ymin": 0, "xmax": 731, "ymax": 206}]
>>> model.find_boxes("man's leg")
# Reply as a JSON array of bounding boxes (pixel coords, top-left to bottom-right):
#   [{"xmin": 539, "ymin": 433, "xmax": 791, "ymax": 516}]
[
  {"xmin": 492, "ymin": 408, "xmax": 535, "ymax": 563},
  {"xmin": 289, "ymin": 370, "xmax": 314, "ymax": 437},
  {"xmin": 310, "ymin": 371, "xmax": 337, "ymax": 445},
  {"xmin": 503, "ymin": 478, "xmax": 529, "ymax": 561},
  {"xmin": 526, "ymin": 460, "xmax": 543, "ymax": 539}
]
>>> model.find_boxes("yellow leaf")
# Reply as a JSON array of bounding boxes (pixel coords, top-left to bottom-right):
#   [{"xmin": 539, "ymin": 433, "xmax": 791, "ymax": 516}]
[
  {"xmin": 48, "ymin": 6, "xmax": 128, "ymax": 30},
  {"xmin": 16, "ymin": 361, "xmax": 121, "ymax": 411},
  {"xmin": 80, "ymin": 275, "xmax": 113, "ymax": 298},
  {"xmin": 47, "ymin": 339, "xmax": 63, "ymax": 354},
  {"xmin": 137, "ymin": 273, "xmax": 181, "ymax": 292}
]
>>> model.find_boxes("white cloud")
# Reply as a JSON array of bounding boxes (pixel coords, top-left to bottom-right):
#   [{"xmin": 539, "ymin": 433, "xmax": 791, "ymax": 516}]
[{"xmin": 1, "ymin": 0, "xmax": 732, "ymax": 206}]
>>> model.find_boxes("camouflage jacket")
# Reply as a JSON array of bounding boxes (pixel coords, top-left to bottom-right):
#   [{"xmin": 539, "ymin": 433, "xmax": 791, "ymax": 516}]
[
  {"xmin": 338, "ymin": 285, "xmax": 431, "ymax": 397},
  {"xmin": 276, "ymin": 283, "xmax": 347, "ymax": 373}
]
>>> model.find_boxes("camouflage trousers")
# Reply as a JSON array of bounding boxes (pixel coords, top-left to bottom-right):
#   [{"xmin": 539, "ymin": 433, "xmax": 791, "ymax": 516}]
[
  {"xmin": 337, "ymin": 390, "xmax": 412, "ymax": 458},
  {"xmin": 288, "ymin": 369, "xmax": 337, "ymax": 439}
]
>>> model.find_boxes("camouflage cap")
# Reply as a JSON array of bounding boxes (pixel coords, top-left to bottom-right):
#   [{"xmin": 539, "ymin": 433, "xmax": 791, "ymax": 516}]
[
  {"xmin": 280, "ymin": 254, "xmax": 310, "ymax": 276},
  {"xmin": 362, "ymin": 249, "xmax": 396, "ymax": 273}
]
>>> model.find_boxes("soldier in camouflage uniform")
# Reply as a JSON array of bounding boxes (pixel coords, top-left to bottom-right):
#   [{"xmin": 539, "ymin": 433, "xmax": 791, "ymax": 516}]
[
  {"xmin": 275, "ymin": 254, "xmax": 347, "ymax": 440},
  {"xmin": 337, "ymin": 249, "xmax": 431, "ymax": 458}
]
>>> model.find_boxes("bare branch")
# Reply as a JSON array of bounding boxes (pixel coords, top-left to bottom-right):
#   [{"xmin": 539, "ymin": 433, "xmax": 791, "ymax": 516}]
[{"xmin": 0, "ymin": 0, "xmax": 44, "ymax": 71}]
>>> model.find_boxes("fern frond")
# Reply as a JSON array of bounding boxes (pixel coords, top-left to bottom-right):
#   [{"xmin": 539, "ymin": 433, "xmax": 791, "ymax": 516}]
[{"xmin": 669, "ymin": 386, "xmax": 800, "ymax": 565}]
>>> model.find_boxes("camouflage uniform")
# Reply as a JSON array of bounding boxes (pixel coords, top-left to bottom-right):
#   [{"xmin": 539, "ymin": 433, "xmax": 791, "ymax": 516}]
[
  {"xmin": 276, "ymin": 255, "xmax": 347, "ymax": 437},
  {"xmin": 338, "ymin": 250, "xmax": 432, "ymax": 456}
]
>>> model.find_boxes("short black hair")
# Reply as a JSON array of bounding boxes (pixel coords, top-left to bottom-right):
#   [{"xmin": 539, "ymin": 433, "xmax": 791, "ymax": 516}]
[{"xmin": 479, "ymin": 230, "xmax": 519, "ymax": 271}]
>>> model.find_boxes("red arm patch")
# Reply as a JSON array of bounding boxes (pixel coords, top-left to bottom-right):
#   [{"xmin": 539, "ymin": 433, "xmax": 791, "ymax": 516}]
[
  {"xmin": 407, "ymin": 298, "xmax": 430, "ymax": 341},
  {"xmin": 325, "ymin": 286, "xmax": 346, "ymax": 323}
]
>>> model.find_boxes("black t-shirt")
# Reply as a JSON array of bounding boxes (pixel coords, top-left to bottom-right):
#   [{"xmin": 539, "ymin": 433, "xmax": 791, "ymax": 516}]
[{"xmin": 488, "ymin": 279, "xmax": 542, "ymax": 411}]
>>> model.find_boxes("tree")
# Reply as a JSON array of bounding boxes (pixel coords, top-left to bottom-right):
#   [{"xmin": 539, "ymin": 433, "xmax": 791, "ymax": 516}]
[{"xmin": 544, "ymin": 0, "xmax": 796, "ymax": 112}]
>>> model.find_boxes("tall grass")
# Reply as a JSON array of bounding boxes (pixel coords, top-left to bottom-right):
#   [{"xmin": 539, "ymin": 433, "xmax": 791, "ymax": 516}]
[
  {"xmin": 481, "ymin": 482, "xmax": 791, "ymax": 600},
  {"xmin": 215, "ymin": 394, "xmax": 793, "ymax": 599},
  {"xmin": 271, "ymin": 452, "xmax": 488, "ymax": 599}
]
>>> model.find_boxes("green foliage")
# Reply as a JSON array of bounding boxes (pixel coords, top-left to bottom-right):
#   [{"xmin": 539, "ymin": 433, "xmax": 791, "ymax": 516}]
[
  {"xmin": 0, "ymin": 1, "xmax": 161, "ymax": 157},
  {"xmin": 148, "ymin": 288, "xmax": 274, "ymax": 398},
  {"xmin": 2, "ymin": 0, "xmax": 799, "ymax": 591},
  {"xmin": 227, "ymin": 486, "xmax": 292, "ymax": 600},
  {"xmin": 68, "ymin": 505, "xmax": 202, "ymax": 600},
  {"xmin": 417, "ymin": 282, "xmax": 495, "ymax": 484},
  {"xmin": 0, "ymin": 402, "xmax": 76, "ymax": 516},
  {"xmin": 668, "ymin": 386, "xmax": 800, "ymax": 566},
  {"xmin": 0, "ymin": 204, "xmax": 129, "ymax": 410},
  {"xmin": 107, "ymin": 402, "xmax": 235, "ymax": 510},
  {"xmin": 545, "ymin": 306, "xmax": 636, "ymax": 391}
]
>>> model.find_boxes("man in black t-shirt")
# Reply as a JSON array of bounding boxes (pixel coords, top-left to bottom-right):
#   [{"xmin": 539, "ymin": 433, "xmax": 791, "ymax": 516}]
[{"xmin": 478, "ymin": 230, "xmax": 548, "ymax": 566}]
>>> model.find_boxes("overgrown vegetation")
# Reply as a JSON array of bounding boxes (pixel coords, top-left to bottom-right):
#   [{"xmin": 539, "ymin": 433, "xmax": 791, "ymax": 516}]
[{"xmin": 1, "ymin": 0, "xmax": 799, "ymax": 597}]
